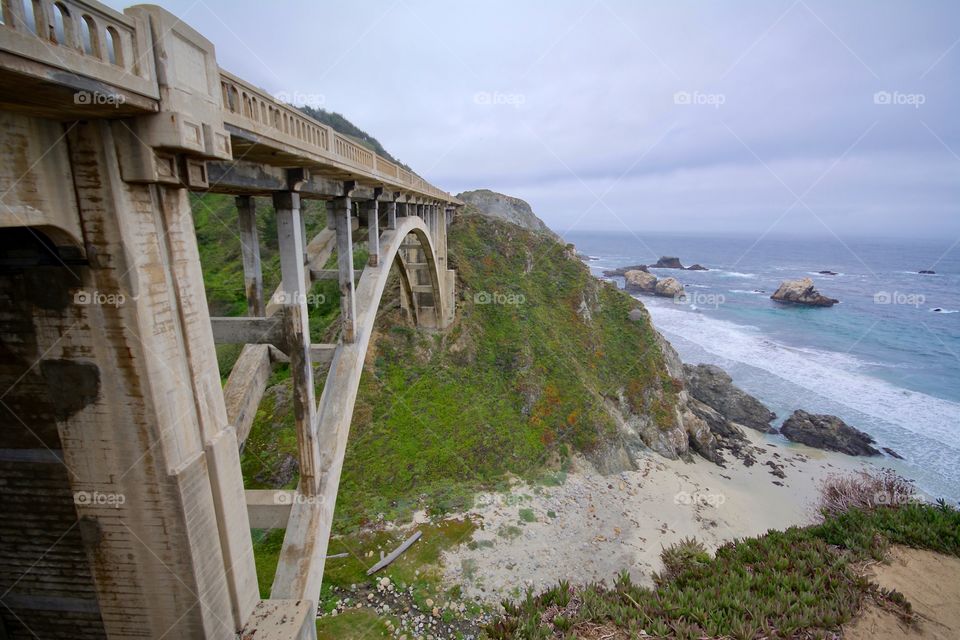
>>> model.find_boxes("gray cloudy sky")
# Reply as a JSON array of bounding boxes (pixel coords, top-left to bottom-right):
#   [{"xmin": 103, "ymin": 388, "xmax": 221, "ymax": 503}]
[{"xmin": 108, "ymin": 0, "xmax": 959, "ymax": 238}]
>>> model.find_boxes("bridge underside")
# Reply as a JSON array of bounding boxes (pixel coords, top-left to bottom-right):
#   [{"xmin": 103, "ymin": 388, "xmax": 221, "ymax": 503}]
[{"xmin": 0, "ymin": 2, "xmax": 459, "ymax": 638}]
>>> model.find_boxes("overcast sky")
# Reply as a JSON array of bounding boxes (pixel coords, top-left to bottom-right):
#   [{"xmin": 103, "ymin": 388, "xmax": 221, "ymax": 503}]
[{"xmin": 108, "ymin": 0, "xmax": 959, "ymax": 238}]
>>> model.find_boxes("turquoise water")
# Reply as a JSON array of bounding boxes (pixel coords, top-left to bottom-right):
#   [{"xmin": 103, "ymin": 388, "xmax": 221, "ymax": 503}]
[{"xmin": 565, "ymin": 231, "xmax": 960, "ymax": 503}]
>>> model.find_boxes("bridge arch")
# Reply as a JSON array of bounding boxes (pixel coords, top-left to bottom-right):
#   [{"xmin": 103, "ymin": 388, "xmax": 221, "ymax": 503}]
[{"xmin": 268, "ymin": 211, "xmax": 453, "ymax": 604}]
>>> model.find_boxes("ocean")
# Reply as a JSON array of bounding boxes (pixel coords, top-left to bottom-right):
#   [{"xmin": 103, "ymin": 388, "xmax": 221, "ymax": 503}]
[{"xmin": 565, "ymin": 230, "xmax": 960, "ymax": 503}]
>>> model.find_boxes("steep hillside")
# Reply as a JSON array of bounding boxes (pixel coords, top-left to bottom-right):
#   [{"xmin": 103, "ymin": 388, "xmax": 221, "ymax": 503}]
[
  {"xmin": 457, "ymin": 189, "xmax": 561, "ymax": 240},
  {"xmin": 194, "ymin": 202, "xmax": 720, "ymax": 533}
]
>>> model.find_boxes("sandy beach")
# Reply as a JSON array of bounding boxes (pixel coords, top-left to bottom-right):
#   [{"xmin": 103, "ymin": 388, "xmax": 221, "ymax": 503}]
[{"xmin": 441, "ymin": 429, "xmax": 874, "ymax": 602}]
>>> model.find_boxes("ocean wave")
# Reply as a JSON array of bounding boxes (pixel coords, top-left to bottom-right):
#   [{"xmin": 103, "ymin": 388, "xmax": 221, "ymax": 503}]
[
  {"xmin": 715, "ymin": 270, "xmax": 757, "ymax": 278},
  {"xmin": 644, "ymin": 304, "xmax": 960, "ymax": 452},
  {"xmin": 930, "ymin": 308, "xmax": 958, "ymax": 314},
  {"xmin": 729, "ymin": 289, "xmax": 766, "ymax": 295}
]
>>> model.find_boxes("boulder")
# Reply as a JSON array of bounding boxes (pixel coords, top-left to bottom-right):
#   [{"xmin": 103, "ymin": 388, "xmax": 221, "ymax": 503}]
[
  {"xmin": 687, "ymin": 263, "xmax": 708, "ymax": 271},
  {"xmin": 682, "ymin": 408, "xmax": 723, "ymax": 464},
  {"xmin": 683, "ymin": 363, "xmax": 776, "ymax": 433},
  {"xmin": 918, "ymin": 269, "xmax": 936, "ymax": 275},
  {"xmin": 653, "ymin": 256, "xmax": 684, "ymax": 269},
  {"xmin": 818, "ymin": 270, "xmax": 838, "ymax": 276},
  {"xmin": 602, "ymin": 264, "xmax": 648, "ymax": 277},
  {"xmin": 770, "ymin": 277, "xmax": 838, "ymax": 307},
  {"xmin": 688, "ymin": 398, "xmax": 746, "ymax": 441},
  {"xmin": 624, "ymin": 269, "xmax": 658, "ymax": 293},
  {"xmin": 780, "ymin": 410, "xmax": 880, "ymax": 456},
  {"xmin": 654, "ymin": 277, "xmax": 684, "ymax": 298}
]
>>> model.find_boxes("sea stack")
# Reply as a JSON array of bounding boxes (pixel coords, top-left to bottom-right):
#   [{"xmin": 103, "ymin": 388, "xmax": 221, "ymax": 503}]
[
  {"xmin": 623, "ymin": 269, "xmax": 658, "ymax": 294},
  {"xmin": 770, "ymin": 277, "xmax": 838, "ymax": 307}
]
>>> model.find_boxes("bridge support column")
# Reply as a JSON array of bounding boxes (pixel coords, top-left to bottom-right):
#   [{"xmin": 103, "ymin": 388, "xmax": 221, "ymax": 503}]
[
  {"xmin": 332, "ymin": 194, "xmax": 357, "ymax": 342},
  {"xmin": 364, "ymin": 198, "xmax": 380, "ymax": 267},
  {"xmin": 236, "ymin": 195, "xmax": 265, "ymax": 316},
  {"xmin": 0, "ymin": 117, "xmax": 262, "ymax": 638},
  {"xmin": 386, "ymin": 200, "xmax": 397, "ymax": 230},
  {"xmin": 274, "ymin": 192, "xmax": 321, "ymax": 495}
]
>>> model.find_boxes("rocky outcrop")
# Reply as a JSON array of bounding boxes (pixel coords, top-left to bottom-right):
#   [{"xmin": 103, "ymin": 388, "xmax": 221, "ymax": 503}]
[
  {"xmin": 623, "ymin": 269, "xmax": 657, "ymax": 294},
  {"xmin": 654, "ymin": 277, "xmax": 684, "ymax": 298},
  {"xmin": 457, "ymin": 189, "xmax": 560, "ymax": 241},
  {"xmin": 770, "ymin": 278, "xmax": 838, "ymax": 307},
  {"xmin": 683, "ymin": 364, "xmax": 776, "ymax": 433},
  {"xmin": 687, "ymin": 264, "xmax": 708, "ymax": 271},
  {"xmin": 593, "ymin": 309, "xmax": 724, "ymax": 469},
  {"xmin": 652, "ymin": 256, "xmax": 684, "ymax": 269},
  {"xmin": 602, "ymin": 264, "xmax": 648, "ymax": 277},
  {"xmin": 780, "ymin": 410, "xmax": 880, "ymax": 456},
  {"xmin": 918, "ymin": 269, "xmax": 936, "ymax": 275}
]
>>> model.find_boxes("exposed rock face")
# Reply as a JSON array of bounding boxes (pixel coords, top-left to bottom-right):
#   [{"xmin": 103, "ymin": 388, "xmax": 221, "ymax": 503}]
[
  {"xmin": 683, "ymin": 364, "xmax": 776, "ymax": 433},
  {"xmin": 602, "ymin": 264, "xmax": 648, "ymax": 277},
  {"xmin": 687, "ymin": 263, "xmax": 708, "ymax": 271},
  {"xmin": 592, "ymin": 309, "xmax": 724, "ymax": 469},
  {"xmin": 653, "ymin": 256, "xmax": 684, "ymax": 269},
  {"xmin": 623, "ymin": 269, "xmax": 657, "ymax": 293},
  {"xmin": 780, "ymin": 410, "xmax": 880, "ymax": 456},
  {"xmin": 770, "ymin": 278, "xmax": 838, "ymax": 307},
  {"xmin": 654, "ymin": 277, "xmax": 684, "ymax": 298},
  {"xmin": 457, "ymin": 189, "xmax": 560, "ymax": 240}
]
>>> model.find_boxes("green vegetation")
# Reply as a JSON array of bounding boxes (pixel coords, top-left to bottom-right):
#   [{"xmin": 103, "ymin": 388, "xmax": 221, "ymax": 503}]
[
  {"xmin": 487, "ymin": 501, "xmax": 960, "ymax": 639},
  {"xmin": 334, "ymin": 212, "xmax": 678, "ymax": 530}
]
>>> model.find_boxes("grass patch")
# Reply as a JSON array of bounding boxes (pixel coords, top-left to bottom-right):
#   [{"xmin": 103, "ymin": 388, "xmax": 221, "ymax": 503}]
[
  {"xmin": 518, "ymin": 507, "xmax": 536, "ymax": 523},
  {"xmin": 316, "ymin": 608, "xmax": 393, "ymax": 639},
  {"xmin": 487, "ymin": 501, "xmax": 960, "ymax": 639}
]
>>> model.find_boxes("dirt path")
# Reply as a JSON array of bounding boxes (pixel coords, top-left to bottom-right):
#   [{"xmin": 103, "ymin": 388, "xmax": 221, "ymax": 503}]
[{"xmin": 846, "ymin": 546, "xmax": 960, "ymax": 640}]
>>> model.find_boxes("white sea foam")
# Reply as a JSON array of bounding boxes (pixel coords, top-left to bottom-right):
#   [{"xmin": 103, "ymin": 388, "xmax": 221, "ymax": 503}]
[
  {"xmin": 729, "ymin": 289, "xmax": 766, "ymax": 295},
  {"xmin": 644, "ymin": 301, "xmax": 960, "ymax": 452},
  {"xmin": 930, "ymin": 308, "xmax": 958, "ymax": 314},
  {"xmin": 715, "ymin": 270, "xmax": 757, "ymax": 278}
]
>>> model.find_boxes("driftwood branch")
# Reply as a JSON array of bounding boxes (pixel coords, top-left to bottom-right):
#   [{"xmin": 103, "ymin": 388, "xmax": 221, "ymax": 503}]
[{"xmin": 366, "ymin": 531, "xmax": 423, "ymax": 575}]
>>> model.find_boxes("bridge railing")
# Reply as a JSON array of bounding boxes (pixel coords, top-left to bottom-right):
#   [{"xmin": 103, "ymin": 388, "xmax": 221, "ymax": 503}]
[
  {"xmin": 218, "ymin": 69, "xmax": 456, "ymax": 203},
  {"xmin": 0, "ymin": 0, "xmax": 156, "ymax": 98}
]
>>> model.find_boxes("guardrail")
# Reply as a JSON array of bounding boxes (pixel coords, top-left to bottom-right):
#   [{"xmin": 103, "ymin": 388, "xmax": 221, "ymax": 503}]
[
  {"xmin": 0, "ymin": 0, "xmax": 156, "ymax": 98},
  {"xmin": 219, "ymin": 69, "xmax": 457, "ymax": 203}
]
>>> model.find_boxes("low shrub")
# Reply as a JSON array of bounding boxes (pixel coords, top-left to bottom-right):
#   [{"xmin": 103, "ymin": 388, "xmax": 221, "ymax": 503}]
[{"xmin": 817, "ymin": 468, "xmax": 918, "ymax": 518}]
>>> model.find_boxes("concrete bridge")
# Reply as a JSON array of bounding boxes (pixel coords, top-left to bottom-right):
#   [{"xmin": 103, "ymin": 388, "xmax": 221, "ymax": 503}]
[{"xmin": 0, "ymin": 2, "xmax": 460, "ymax": 638}]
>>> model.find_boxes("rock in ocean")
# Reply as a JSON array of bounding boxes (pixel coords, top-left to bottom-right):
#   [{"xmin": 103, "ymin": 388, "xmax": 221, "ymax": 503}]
[{"xmin": 770, "ymin": 277, "xmax": 838, "ymax": 307}]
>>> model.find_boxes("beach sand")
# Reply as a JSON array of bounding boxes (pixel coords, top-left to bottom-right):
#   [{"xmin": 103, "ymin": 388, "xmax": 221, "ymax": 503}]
[{"xmin": 441, "ymin": 429, "xmax": 874, "ymax": 602}]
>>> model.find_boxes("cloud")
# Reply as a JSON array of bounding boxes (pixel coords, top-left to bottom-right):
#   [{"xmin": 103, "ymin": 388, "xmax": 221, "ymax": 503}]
[{"xmin": 105, "ymin": 0, "xmax": 960, "ymax": 237}]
